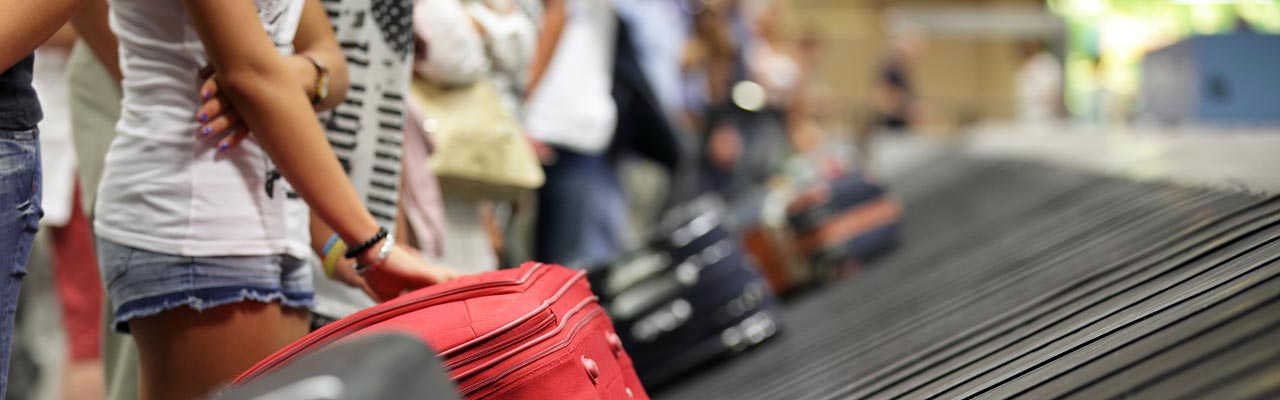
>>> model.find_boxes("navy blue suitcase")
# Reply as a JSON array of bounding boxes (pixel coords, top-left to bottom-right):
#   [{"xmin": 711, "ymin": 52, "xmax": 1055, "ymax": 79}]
[
  {"xmin": 786, "ymin": 172, "xmax": 886, "ymax": 234},
  {"xmin": 589, "ymin": 197, "xmax": 780, "ymax": 387},
  {"xmin": 785, "ymin": 172, "xmax": 902, "ymax": 276},
  {"xmin": 609, "ymin": 248, "xmax": 764, "ymax": 347},
  {"xmin": 647, "ymin": 196, "xmax": 733, "ymax": 259}
]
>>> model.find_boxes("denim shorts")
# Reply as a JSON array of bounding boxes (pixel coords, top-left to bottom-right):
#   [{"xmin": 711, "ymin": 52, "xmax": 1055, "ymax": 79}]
[{"xmin": 97, "ymin": 239, "xmax": 314, "ymax": 333}]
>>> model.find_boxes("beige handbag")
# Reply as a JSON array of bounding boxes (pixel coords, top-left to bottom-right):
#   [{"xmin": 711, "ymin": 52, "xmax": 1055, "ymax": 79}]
[{"xmin": 407, "ymin": 77, "xmax": 544, "ymax": 201}]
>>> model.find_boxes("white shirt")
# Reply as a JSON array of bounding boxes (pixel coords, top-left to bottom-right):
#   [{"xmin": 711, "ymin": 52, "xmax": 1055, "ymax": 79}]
[
  {"xmin": 415, "ymin": 0, "xmax": 538, "ymax": 118},
  {"xmin": 33, "ymin": 48, "xmax": 78, "ymax": 227},
  {"xmin": 1016, "ymin": 52, "xmax": 1062, "ymax": 125},
  {"xmin": 414, "ymin": 0, "xmax": 491, "ymax": 87},
  {"xmin": 96, "ymin": 0, "xmax": 312, "ymax": 258},
  {"xmin": 522, "ymin": 0, "xmax": 617, "ymax": 155}
]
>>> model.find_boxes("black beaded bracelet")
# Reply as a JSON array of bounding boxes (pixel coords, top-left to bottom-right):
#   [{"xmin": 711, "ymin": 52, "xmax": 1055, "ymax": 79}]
[{"xmin": 344, "ymin": 227, "xmax": 389, "ymax": 259}]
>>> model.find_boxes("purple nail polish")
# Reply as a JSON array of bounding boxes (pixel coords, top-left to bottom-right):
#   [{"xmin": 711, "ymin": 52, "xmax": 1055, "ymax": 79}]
[
  {"xmin": 219, "ymin": 143, "xmax": 229, "ymax": 151},
  {"xmin": 199, "ymin": 113, "xmax": 208, "ymax": 122},
  {"xmin": 202, "ymin": 127, "xmax": 212, "ymax": 136},
  {"xmin": 203, "ymin": 91, "xmax": 211, "ymax": 100}
]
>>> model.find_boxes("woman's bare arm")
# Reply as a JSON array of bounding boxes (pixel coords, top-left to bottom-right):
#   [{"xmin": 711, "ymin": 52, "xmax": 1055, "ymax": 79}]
[
  {"xmin": 194, "ymin": 0, "xmax": 347, "ymax": 148},
  {"xmin": 0, "ymin": 0, "xmax": 83, "ymax": 72},
  {"xmin": 68, "ymin": 0, "xmax": 121, "ymax": 80},
  {"xmin": 290, "ymin": 0, "xmax": 348, "ymax": 111},
  {"xmin": 524, "ymin": 0, "xmax": 565, "ymax": 95},
  {"xmin": 183, "ymin": 0, "xmax": 460, "ymax": 297},
  {"xmin": 182, "ymin": 0, "xmax": 380, "ymax": 253}
]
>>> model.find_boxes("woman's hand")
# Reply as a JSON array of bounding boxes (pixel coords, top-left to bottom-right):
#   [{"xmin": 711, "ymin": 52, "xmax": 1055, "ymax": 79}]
[
  {"xmin": 708, "ymin": 122, "xmax": 742, "ymax": 170},
  {"xmin": 324, "ymin": 255, "xmax": 381, "ymax": 301},
  {"xmin": 195, "ymin": 66, "xmax": 251, "ymax": 151},
  {"xmin": 196, "ymin": 55, "xmax": 329, "ymax": 151},
  {"xmin": 525, "ymin": 135, "xmax": 556, "ymax": 165},
  {"xmin": 362, "ymin": 244, "xmax": 463, "ymax": 301}
]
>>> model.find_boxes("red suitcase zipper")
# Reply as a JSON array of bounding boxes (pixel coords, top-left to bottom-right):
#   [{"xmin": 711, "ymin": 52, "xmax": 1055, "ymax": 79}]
[{"xmin": 237, "ymin": 263, "xmax": 552, "ymax": 382}]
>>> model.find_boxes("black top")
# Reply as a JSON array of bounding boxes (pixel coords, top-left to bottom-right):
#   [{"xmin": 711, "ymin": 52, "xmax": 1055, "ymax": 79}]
[
  {"xmin": 880, "ymin": 60, "xmax": 912, "ymax": 93},
  {"xmin": 0, "ymin": 54, "xmax": 43, "ymax": 131},
  {"xmin": 878, "ymin": 58, "xmax": 913, "ymax": 129}
]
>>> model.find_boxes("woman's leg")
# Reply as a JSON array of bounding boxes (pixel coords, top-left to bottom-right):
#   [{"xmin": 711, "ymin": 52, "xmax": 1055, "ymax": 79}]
[{"xmin": 129, "ymin": 302, "xmax": 308, "ymax": 400}]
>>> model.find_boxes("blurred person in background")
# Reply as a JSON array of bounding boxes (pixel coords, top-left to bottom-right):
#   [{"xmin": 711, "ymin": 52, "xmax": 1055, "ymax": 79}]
[
  {"xmin": 874, "ymin": 33, "xmax": 924, "ymax": 132},
  {"xmin": 304, "ymin": 0, "xmax": 420, "ymax": 330},
  {"xmin": 615, "ymin": 0, "xmax": 691, "ymax": 131},
  {"xmin": 61, "ymin": 1, "xmax": 132, "ymax": 399},
  {"xmin": 741, "ymin": 0, "xmax": 809, "ymax": 157},
  {"xmin": 93, "ymin": 0, "xmax": 458, "ymax": 397},
  {"xmin": 1015, "ymin": 41, "xmax": 1063, "ymax": 127},
  {"xmin": 403, "ymin": 0, "xmax": 541, "ymax": 273},
  {"xmin": 684, "ymin": 0, "xmax": 747, "ymax": 198},
  {"xmin": 789, "ymin": 27, "xmax": 836, "ymax": 155},
  {"xmin": 686, "ymin": 0, "xmax": 797, "ymax": 202},
  {"xmin": 1078, "ymin": 55, "xmax": 1115, "ymax": 125},
  {"xmin": 525, "ymin": 0, "xmax": 624, "ymax": 268},
  {"xmin": 28, "ymin": 23, "xmax": 109, "ymax": 400},
  {"xmin": 743, "ymin": 0, "xmax": 801, "ymax": 113},
  {"xmin": 682, "ymin": 0, "xmax": 738, "ymax": 136},
  {"xmin": 610, "ymin": 0, "xmax": 690, "ymax": 237},
  {"xmin": 68, "ymin": 50, "xmax": 128, "ymax": 400}
]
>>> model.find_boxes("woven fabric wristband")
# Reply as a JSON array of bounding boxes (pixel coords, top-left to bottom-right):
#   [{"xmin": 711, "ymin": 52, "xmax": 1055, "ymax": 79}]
[{"xmin": 322, "ymin": 234, "xmax": 347, "ymax": 278}]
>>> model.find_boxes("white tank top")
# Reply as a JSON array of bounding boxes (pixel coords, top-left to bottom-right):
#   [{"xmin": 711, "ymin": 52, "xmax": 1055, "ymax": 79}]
[
  {"xmin": 95, "ymin": 0, "xmax": 312, "ymax": 258},
  {"xmin": 521, "ymin": 0, "xmax": 616, "ymax": 155}
]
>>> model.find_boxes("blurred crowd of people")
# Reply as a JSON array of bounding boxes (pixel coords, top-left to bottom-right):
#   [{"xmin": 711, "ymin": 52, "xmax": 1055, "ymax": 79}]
[{"xmin": 2, "ymin": 0, "xmax": 836, "ymax": 398}]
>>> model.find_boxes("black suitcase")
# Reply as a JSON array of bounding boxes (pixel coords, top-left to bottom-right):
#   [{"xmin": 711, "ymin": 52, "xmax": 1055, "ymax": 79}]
[{"xmin": 589, "ymin": 197, "xmax": 780, "ymax": 388}]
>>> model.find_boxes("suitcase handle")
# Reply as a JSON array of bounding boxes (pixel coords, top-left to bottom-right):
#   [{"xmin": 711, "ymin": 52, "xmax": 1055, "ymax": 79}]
[
  {"xmin": 444, "ymin": 311, "xmax": 556, "ymax": 369},
  {"xmin": 440, "ymin": 270, "xmax": 588, "ymax": 358},
  {"xmin": 453, "ymin": 294, "xmax": 600, "ymax": 382},
  {"xmin": 460, "ymin": 307, "xmax": 609, "ymax": 397}
]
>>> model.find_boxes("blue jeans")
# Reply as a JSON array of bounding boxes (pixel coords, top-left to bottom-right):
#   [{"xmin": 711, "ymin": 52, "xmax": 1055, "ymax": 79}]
[
  {"xmin": 535, "ymin": 150, "xmax": 627, "ymax": 269},
  {"xmin": 0, "ymin": 128, "xmax": 41, "ymax": 398}
]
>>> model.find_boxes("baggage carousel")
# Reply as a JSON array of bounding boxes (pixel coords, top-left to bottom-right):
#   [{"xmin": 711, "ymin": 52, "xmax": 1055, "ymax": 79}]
[{"xmin": 657, "ymin": 134, "xmax": 1280, "ymax": 399}]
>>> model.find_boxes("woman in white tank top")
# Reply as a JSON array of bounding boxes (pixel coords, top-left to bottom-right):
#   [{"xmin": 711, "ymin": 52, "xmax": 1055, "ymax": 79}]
[{"xmin": 97, "ymin": 0, "xmax": 459, "ymax": 398}]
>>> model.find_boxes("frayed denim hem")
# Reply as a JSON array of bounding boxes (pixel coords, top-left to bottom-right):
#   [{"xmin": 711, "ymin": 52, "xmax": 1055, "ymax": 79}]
[{"xmin": 113, "ymin": 286, "xmax": 314, "ymax": 333}]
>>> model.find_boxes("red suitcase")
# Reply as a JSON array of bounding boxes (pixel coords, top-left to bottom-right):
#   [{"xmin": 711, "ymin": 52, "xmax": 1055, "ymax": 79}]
[{"xmin": 233, "ymin": 262, "xmax": 648, "ymax": 400}]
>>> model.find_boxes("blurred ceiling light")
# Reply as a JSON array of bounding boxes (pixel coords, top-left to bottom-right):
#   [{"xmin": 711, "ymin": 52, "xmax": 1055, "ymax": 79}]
[
  {"xmin": 1048, "ymin": 0, "xmax": 1108, "ymax": 17},
  {"xmin": 1169, "ymin": 0, "xmax": 1270, "ymax": 4},
  {"xmin": 732, "ymin": 81, "xmax": 767, "ymax": 112}
]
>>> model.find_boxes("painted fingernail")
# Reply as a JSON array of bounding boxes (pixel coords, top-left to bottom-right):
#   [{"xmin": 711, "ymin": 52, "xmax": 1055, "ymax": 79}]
[
  {"xmin": 202, "ymin": 91, "xmax": 211, "ymax": 100},
  {"xmin": 219, "ymin": 143, "xmax": 229, "ymax": 151},
  {"xmin": 199, "ymin": 113, "xmax": 208, "ymax": 122},
  {"xmin": 202, "ymin": 127, "xmax": 212, "ymax": 136}
]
